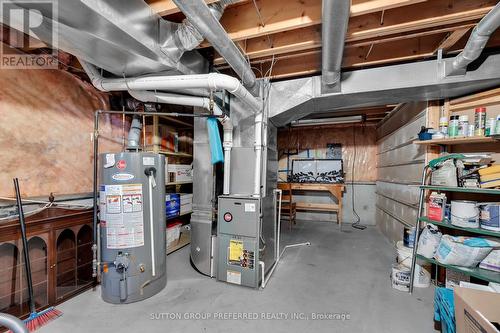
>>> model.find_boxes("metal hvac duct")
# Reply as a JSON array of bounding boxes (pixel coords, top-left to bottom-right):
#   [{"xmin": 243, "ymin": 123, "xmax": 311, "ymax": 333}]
[
  {"xmin": 0, "ymin": 0, "xmax": 208, "ymax": 76},
  {"xmin": 321, "ymin": 0, "xmax": 350, "ymax": 90},
  {"xmin": 172, "ymin": 0, "xmax": 259, "ymax": 95},
  {"xmin": 446, "ymin": 2, "xmax": 500, "ymax": 76},
  {"xmin": 162, "ymin": 0, "xmax": 237, "ymax": 63}
]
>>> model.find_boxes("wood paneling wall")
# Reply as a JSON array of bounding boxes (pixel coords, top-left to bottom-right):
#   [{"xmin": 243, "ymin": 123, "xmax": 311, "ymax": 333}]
[
  {"xmin": 0, "ymin": 69, "xmax": 122, "ymax": 198},
  {"xmin": 277, "ymin": 123, "xmax": 377, "ymax": 182}
]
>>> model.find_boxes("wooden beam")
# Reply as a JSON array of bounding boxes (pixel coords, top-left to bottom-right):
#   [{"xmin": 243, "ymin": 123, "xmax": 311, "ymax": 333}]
[
  {"xmin": 203, "ymin": 0, "xmax": 427, "ymax": 45},
  {"xmin": 214, "ymin": 22, "xmax": 476, "ymax": 65},
  {"xmin": 223, "ymin": 33, "xmax": 447, "ymax": 79},
  {"xmin": 146, "ymin": 0, "xmax": 219, "ymax": 16},
  {"xmin": 211, "ymin": 0, "xmax": 494, "ymax": 64},
  {"xmin": 434, "ymin": 27, "xmax": 471, "ymax": 53}
]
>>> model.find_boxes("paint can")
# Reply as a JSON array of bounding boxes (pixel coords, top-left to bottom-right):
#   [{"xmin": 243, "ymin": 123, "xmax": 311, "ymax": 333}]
[
  {"xmin": 403, "ymin": 227, "xmax": 416, "ymax": 248},
  {"xmin": 451, "ymin": 200, "xmax": 479, "ymax": 228},
  {"xmin": 478, "ymin": 202, "xmax": 500, "ymax": 232}
]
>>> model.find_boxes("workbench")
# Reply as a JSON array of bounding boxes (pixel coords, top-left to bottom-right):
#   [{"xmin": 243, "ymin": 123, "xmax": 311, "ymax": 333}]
[{"xmin": 280, "ymin": 182, "xmax": 345, "ymax": 229}]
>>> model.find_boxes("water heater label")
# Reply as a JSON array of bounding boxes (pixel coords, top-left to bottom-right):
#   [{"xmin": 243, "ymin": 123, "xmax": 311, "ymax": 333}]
[
  {"xmin": 103, "ymin": 184, "xmax": 144, "ymax": 249},
  {"xmin": 112, "ymin": 173, "xmax": 135, "ymax": 181},
  {"xmin": 142, "ymin": 156, "xmax": 155, "ymax": 166}
]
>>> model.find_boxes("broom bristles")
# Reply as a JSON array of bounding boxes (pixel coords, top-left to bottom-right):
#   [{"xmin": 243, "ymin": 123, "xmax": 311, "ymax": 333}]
[{"xmin": 23, "ymin": 307, "xmax": 62, "ymax": 332}]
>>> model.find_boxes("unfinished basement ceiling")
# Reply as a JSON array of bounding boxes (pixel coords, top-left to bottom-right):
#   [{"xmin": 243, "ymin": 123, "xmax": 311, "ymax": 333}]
[{"xmin": 150, "ymin": 0, "xmax": 500, "ymax": 80}]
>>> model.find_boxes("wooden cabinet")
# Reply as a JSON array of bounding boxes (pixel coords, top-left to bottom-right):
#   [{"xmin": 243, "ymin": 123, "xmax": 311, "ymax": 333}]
[{"xmin": 0, "ymin": 208, "xmax": 95, "ymax": 318}]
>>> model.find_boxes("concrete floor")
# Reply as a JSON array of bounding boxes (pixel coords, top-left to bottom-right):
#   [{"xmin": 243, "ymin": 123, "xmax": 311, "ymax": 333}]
[{"xmin": 40, "ymin": 222, "xmax": 434, "ymax": 333}]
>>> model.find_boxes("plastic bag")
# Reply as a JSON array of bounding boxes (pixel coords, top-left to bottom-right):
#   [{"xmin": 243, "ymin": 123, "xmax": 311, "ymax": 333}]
[
  {"xmin": 417, "ymin": 224, "xmax": 442, "ymax": 258},
  {"xmin": 434, "ymin": 235, "xmax": 498, "ymax": 267}
]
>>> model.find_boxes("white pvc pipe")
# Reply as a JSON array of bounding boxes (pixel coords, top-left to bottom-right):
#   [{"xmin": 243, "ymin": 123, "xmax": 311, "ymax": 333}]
[
  {"xmin": 219, "ymin": 116, "xmax": 233, "ymax": 195},
  {"xmin": 253, "ymin": 112, "xmax": 264, "ymax": 197},
  {"xmin": 128, "ymin": 90, "xmax": 224, "ymax": 116},
  {"xmin": 80, "ymin": 60, "xmax": 261, "ymax": 112}
]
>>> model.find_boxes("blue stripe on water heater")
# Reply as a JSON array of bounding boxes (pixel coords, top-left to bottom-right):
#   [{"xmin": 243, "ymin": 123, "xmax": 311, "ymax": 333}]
[{"xmin": 207, "ymin": 117, "xmax": 224, "ymax": 164}]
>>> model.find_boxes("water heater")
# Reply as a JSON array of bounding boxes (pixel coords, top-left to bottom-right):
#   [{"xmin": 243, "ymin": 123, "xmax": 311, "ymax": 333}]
[{"xmin": 99, "ymin": 151, "xmax": 166, "ymax": 303}]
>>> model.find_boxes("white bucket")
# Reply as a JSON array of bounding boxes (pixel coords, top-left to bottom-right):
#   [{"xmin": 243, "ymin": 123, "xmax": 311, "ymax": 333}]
[
  {"xmin": 391, "ymin": 264, "xmax": 410, "ymax": 292},
  {"xmin": 451, "ymin": 200, "xmax": 479, "ymax": 228},
  {"xmin": 394, "ymin": 241, "xmax": 431, "ymax": 289}
]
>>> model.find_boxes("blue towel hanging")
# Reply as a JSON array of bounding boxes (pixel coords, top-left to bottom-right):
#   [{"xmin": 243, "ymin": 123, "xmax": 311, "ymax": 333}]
[{"xmin": 207, "ymin": 117, "xmax": 224, "ymax": 164}]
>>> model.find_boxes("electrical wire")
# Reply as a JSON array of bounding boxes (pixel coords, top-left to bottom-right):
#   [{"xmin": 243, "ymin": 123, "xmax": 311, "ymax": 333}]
[{"xmin": 351, "ymin": 124, "xmax": 366, "ymax": 230}]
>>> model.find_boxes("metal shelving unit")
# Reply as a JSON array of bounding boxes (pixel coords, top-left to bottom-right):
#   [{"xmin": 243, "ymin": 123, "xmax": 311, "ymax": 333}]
[
  {"xmin": 415, "ymin": 255, "xmax": 500, "ymax": 284},
  {"xmin": 409, "ymin": 155, "xmax": 500, "ymax": 293},
  {"xmin": 419, "ymin": 217, "xmax": 500, "ymax": 238}
]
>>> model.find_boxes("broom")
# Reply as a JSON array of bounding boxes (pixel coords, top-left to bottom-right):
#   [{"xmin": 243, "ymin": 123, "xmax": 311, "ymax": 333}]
[{"xmin": 13, "ymin": 178, "xmax": 62, "ymax": 332}]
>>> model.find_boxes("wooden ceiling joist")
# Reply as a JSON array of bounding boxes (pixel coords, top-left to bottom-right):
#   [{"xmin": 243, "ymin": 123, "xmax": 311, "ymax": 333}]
[
  {"xmin": 230, "ymin": 33, "xmax": 448, "ymax": 79},
  {"xmin": 213, "ymin": 0, "xmax": 495, "ymax": 65},
  {"xmin": 146, "ymin": 0, "xmax": 220, "ymax": 17},
  {"xmin": 200, "ymin": 0, "xmax": 428, "ymax": 46},
  {"xmin": 434, "ymin": 27, "xmax": 471, "ymax": 54},
  {"xmin": 214, "ymin": 23, "xmax": 476, "ymax": 65}
]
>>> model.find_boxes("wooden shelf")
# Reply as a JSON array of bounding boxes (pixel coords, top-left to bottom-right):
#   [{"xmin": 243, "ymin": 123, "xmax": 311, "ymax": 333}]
[
  {"xmin": 159, "ymin": 116, "xmax": 193, "ymax": 128},
  {"xmin": 158, "ymin": 150, "xmax": 192, "ymax": 158},
  {"xmin": 414, "ymin": 136, "xmax": 497, "ymax": 146},
  {"xmin": 167, "ymin": 230, "xmax": 190, "ymax": 255},
  {"xmin": 166, "ymin": 181, "xmax": 193, "ymax": 186},
  {"xmin": 167, "ymin": 211, "xmax": 193, "ymax": 221}
]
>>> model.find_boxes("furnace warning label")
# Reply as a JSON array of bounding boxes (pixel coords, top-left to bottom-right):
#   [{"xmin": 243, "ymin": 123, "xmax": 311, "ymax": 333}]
[
  {"xmin": 102, "ymin": 184, "xmax": 144, "ymax": 249},
  {"xmin": 229, "ymin": 240, "xmax": 243, "ymax": 263}
]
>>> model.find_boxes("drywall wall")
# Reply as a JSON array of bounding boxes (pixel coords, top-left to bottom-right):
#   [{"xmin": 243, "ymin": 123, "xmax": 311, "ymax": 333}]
[
  {"xmin": 376, "ymin": 102, "xmax": 428, "ymax": 243},
  {"xmin": 277, "ymin": 123, "xmax": 377, "ymax": 224},
  {"xmin": 0, "ymin": 69, "xmax": 122, "ymax": 198}
]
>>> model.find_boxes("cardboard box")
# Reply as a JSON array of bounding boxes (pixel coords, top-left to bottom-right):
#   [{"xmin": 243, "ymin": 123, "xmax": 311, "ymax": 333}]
[
  {"xmin": 180, "ymin": 203, "xmax": 193, "ymax": 215},
  {"xmin": 165, "ymin": 194, "xmax": 180, "ymax": 219},
  {"xmin": 179, "ymin": 193, "xmax": 193, "ymax": 206},
  {"xmin": 454, "ymin": 286, "xmax": 500, "ymax": 333},
  {"xmin": 166, "ymin": 222, "xmax": 182, "ymax": 248},
  {"xmin": 167, "ymin": 164, "xmax": 193, "ymax": 183}
]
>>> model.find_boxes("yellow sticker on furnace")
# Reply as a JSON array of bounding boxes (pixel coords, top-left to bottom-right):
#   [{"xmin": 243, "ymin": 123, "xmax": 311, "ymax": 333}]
[{"xmin": 229, "ymin": 240, "xmax": 243, "ymax": 262}]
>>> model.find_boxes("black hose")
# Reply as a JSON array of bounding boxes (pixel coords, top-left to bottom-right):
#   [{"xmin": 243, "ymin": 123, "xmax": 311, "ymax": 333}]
[
  {"xmin": 351, "ymin": 125, "xmax": 366, "ymax": 230},
  {"xmin": 13, "ymin": 178, "xmax": 36, "ymax": 314}
]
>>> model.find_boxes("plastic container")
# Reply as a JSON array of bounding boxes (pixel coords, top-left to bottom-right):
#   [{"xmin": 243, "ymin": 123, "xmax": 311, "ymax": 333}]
[
  {"xmin": 403, "ymin": 226, "xmax": 416, "ymax": 248},
  {"xmin": 495, "ymin": 115, "xmax": 500, "ymax": 135},
  {"xmin": 486, "ymin": 118, "xmax": 496, "ymax": 136},
  {"xmin": 468, "ymin": 124, "xmax": 475, "ymax": 137},
  {"xmin": 474, "ymin": 107, "xmax": 486, "ymax": 136},
  {"xmin": 478, "ymin": 202, "xmax": 500, "ymax": 232},
  {"xmin": 458, "ymin": 115, "xmax": 469, "ymax": 137},
  {"xmin": 448, "ymin": 115, "xmax": 459, "ymax": 137},
  {"xmin": 439, "ymin": 116, "xmax": 448, "ymax": 136}
]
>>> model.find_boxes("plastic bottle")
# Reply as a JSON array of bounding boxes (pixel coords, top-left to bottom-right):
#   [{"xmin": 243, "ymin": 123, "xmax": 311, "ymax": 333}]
[
  {"xmin": 448, "ymin": 115, "xmax": 459, "ymax": 137},
  {"xmin": 439, "ymin": 116, "xmax": 448, "ymax": 136},
  {"xmin": 486, "ymin": 118, "xmax": 495, "ymax": 136},
  {"xmin": 458, "ymin": 115, "xmax": 469, "ymax": 137},
  {"xmin": 474, "ymin": 107, "xmax": 486, "ymax": 136}
]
